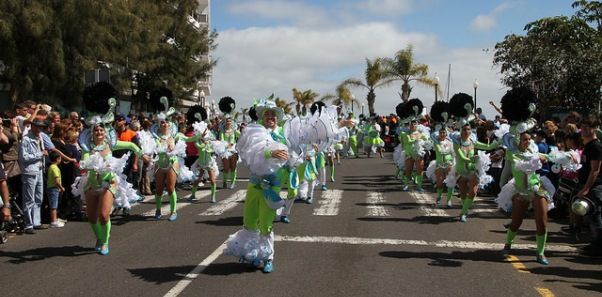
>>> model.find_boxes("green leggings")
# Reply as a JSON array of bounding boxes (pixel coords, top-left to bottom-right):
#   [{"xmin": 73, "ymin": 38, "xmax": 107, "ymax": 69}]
[{"xmin": 243, "ymin": 183, "xmax": 277, "ymax": 235}]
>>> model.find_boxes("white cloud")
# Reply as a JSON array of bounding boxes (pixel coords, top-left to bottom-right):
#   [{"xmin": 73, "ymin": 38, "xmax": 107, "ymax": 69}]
[
  {"xmin": 212, "ymin": 21, "xmax": 505, "ymax": 120},
  {"xmin": 470, "ymin": 2, "xmax": 513, "ymax": 32},
  {"xmin": 228, "ymin": 0, "xmax": 331, "ymax": 27},
  {"xmin": 356, "ymin": 0, "xmax": 416, "ymax": 15}
]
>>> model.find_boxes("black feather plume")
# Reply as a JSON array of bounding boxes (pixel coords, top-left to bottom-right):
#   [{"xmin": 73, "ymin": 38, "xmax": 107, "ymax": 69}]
[
  {"xmin": 186, "ymin": 105, "xmax": 207, "ymax": 123},
  {"xmin": 399, "ymin": 98, "xmax": 424, "ymax": 119},
  {"xmin": 310, "ymin": 101, "xmax": 326, "ymax": 115},
  {"xmin": 218, "ymin": 96, "xmax": 236, "ymax": 114},
  {"xmin": 501, "ymin": 87, "xmax": 537, "ymax": 122},
  {"xmin": 249, "ymin": 106, "xmax": 258, "ymax": 121},
  {"xmin": 395, "ymin": 103, "xmax": 406, "ymax": 118},
  {"xmin": 82, "ymin": 82, "xmax": 117, "ymax": 114},
  {"xmin": 149, "ymin": 87, "xmax": 174, "ymax": 112},
  {"xmin": 430, "ymin": 101, "xmax": 450, "ymax": 123},
  {"xmin": 449, "ymin": 93, "xmax": 473, "ymax": 118}
]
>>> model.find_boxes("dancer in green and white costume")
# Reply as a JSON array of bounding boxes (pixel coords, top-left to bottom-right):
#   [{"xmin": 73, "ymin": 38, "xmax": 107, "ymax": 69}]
[
  {"xmin": 346, "ymin": 113, "xmax": 359, "ymax": 158},
  {"xmin": 363, "ymin": 117, "xmax": 384, "ymax": 158},
  {"xmin": 425, "ymin": 101, "xmax": 456, "ymax": 207},
  {"xmin": 217, "ymin": 97, "xmax": 240, "ymax": 189},
  {"xmin": 494, "ymin": 87, "xmax": 578, "ymax": 265},
  {"xmin": 448, "ymin": 93, "xmax": 498, "ymax": 223},
  {"xmin": 395, "ymin": 99, "xmax": 432, "ymax": 192},
  {"xmin": 72, "ymin": 82, "xmax": 147, "ymax": 256},
  {"xmin": 186, "ymin": 105, "xmax": 220, "ymax": 203},
  {"xmin": 224, "ymin": 98, "xmax": 289, "ymax": 273},
  {"xmin": 147, "ymin": 92, "xmax": 199, "ymax": 222}
]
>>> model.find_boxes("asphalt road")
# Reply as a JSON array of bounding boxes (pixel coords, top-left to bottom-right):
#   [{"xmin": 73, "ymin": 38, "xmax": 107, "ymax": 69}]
[{"xmin": 1, "ymin": 154, "xmax": 600, "ymax": 297}]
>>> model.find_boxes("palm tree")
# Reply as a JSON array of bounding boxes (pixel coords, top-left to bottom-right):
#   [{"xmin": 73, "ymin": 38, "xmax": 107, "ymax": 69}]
[
  {"xmin": 292, "ymin": 88, "xmax": 319, "ymax": 115},
  {"xmin": 383, "ymin": 45, "xmax": 438, "ymax": 102},
  {"xmin": 240, "ymin": 107, "xmax": 248, "ymax": 122},
  {"xmin": 274, "ymin": 97, "xmax": 295, "ymax": 115},
  {"xmin": 342, "ymin": 57, "xmax": 392, "ymax": 116},
  {"xmin": 321, "ymin": 83, "xmax": 361, "ymax": 115}
]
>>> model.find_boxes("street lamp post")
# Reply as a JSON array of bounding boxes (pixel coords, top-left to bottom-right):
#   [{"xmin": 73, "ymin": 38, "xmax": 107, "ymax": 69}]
[
  {"xmin": 434, "ymin": 73, "xmax": 440, "ymax": 102},
  {"xmin": 361, "ymin": 103, "xmax": 365, "ymax": 116},
  {"xmin": 351, "ymin": 94, "xmax": 355, "ymax": 114},
  {"xmin": 473, "ymin": 79, "xmax": 479, "ymax": 113}
]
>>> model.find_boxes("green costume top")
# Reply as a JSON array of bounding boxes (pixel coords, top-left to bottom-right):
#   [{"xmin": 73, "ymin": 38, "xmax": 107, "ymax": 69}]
[
  {"xmin": 219, "ymin": 129, "xmax": 240, "ymax": 145},
  {"xmin": 454, "ymin": 138, "xmax": 498, "ymax": 176},
  {"xmin": 398, "ymin": 129, "xmax": 429, "ymax": 158},
  {"xmin": 434, "ymin": 138, "xmax": 454, "ymax": 168},
  {"xmin": 83, "ymin": 140, "xmax": 142, "ymax": 190},
  {"xmin": 507, "ymin": 147, "xmax": 549, "ymax": 198},
  {"xmin": 195, "ymin": 140, "xmax": 215, "ymax": 168},
  {"xmin": 154, "ymin": 133, "xmax": 199, "ymax": 169}
]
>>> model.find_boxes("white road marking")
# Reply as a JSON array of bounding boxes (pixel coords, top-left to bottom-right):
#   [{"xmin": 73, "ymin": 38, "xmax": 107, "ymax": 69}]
[
  {"xmin": 412, "ymin": 191, "xmax": 448, "ymax": 217},
  {"xmin": 141, "ymin": 192, "xmax": 208, "ymax": 217},
  {"xmin": 163, "ymin": 241, "xmax": 227, "ymax": 297},
  {"xmin": 199, "ymin": 190, "xmax": 247, "ymax": 216},
  {"xmin": 313, "ymin": 189, "xmax": 343, "ymax": 216},
  {"xmin": 275, "ymin": 235, "xmax": 577, "ymax": 253},
  {"xmin": 366, "ymin": 191, "xmax": 390, "ymax": 217}
]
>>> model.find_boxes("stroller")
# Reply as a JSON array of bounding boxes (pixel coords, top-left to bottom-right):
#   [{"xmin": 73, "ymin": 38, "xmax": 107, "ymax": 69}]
[{"xmin": 0, "ymin": 197, "xmax": 27, "ymax": 243}]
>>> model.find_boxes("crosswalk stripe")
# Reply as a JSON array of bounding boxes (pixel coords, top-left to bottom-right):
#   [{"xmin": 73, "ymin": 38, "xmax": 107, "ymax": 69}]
[
  {"xmin": 275, "ymin": 235, "xmax": 578, "ymax": 252},
  {"xmin": 411, "ymin": 191, "xmax": 448, "ymax": 217},
  {"xmin": 199, "ymin": 190, "xmax": 247, "ymax": 216},
  {"xmin": 313, "ymin": 189, "xmax": 343, "ymax": 216},
  {"xmin": 366, "ymin": 191, "xmax": 390, "ymax": 217}
]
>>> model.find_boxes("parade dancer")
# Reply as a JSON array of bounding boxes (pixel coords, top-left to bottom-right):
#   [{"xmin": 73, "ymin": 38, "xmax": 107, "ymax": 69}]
[
  {"xmin": 296, "ymin": 144, "xmax": 319, "ymax": 205},
  {"xmin": 448, "ymin": 93, "xmax": 498, "ymax": 223},
  {"xmin": 186, "ymin": 105, "xmax": 220, "ymax": 203},
  {"xmin": 494, "ymin": 87, "xmax": 573, "ymax": 265},
  {"xmin": 72, "ymin": 82, "xmax": 146, "ymax": 255},
  {"xmin": 396, "ymin": 99, "xmax": 432, "ymax": 192},
  {"xmin": 425, "ymin": 101, "xmax": 455, "ymax": 207},
  {"xmin": 225, "ymin": 98, "xmax": 290, "ymax": 273},
  {"xmin": 147, "ymin": 90, "xmax": 197, "ymax": 221},
  {"xmin": 363, "ymin": 117, "xmax": 384, "ymax": 158},
  {"xmin": 218, "ymin": 97, "xmax": 239, "ymax": 189},
  {"xmin": 347, "ymin": 113, "xmax": 359, "ymax": 158}
]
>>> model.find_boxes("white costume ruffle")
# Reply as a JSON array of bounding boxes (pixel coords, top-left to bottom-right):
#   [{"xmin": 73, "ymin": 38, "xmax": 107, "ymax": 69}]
[
  {"xmin": 495, "ymin": 176, "xmax": 556, "ymax": 212},
  {"xmin": 236, "ymin": 124, "xmax": 288, "ymax": 176},
  {"xmin": 475, "ymin": 150, "xmax": 493, "ymax": 188},
  {"xmin": 71, "ymin": 152, "xmax": 139, "ymax": 209},
  {"xmin": 392, "ymin": 144, "xmax": 405, "ymax": 170},
  {"xmin": 146, "ymin": 139, "xmax": 195, "ymax": 183},
  {"xmin": 425, "ymin": 160, "xmax": 437, "ymax": 181},
  {"xmin": 137, "ymin": 130, "xmax": 156, "ymax": 155},
  {"xmin": 224, "ymin": 229, "xmax": 274, "ymax": 262}
]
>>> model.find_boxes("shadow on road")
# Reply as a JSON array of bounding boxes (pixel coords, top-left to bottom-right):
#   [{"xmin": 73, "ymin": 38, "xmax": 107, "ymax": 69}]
[
  {"xmin": 0, "ymin": 245, "xmax": 95, "ymax": 264},
  {"xmin": 128, "ymin": 265, "xmax": 199, "ymax": 284},
  {"xmin": 379, "ymin": 249, "xmax": 508, "ymax": 267},
  {"xmin": 203, "ymin": 262, "xmax": 258, "ymax": 276},
  {"xmin": 196, "ymin": 216, "xmax": 243, "ymax": 226},
  {"xmin": 528, "ymin": 264, "xmax": 602, "ymax": 294},
  {"xmin": 358, "ymin": 216, "xmax": 457, "ymax": 225}
]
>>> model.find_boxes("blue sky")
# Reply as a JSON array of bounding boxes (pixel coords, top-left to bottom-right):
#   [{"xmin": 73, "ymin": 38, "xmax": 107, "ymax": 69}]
[{"xmin": 209, "ymin": 0, "xmax": 576, "ymax": 117}]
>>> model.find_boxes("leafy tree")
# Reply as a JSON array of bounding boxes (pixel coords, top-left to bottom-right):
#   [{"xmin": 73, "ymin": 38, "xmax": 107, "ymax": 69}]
[
  {"xmin": 292, "ymin": 88, "xmax": 319, "ymax": 116},
  {"xmin": 320, "ymin": 83, "xmax": 361, "ymax": 115},
  {"xmin": 493, "ymin": 5, "xmax": 602, "ymax": 117},
  {"xmin": 383, "ymin": 45, "xmax": 438, "ymax": 102},
  {"xmin": 342, "ymin": 57, "xmax": 392, "ymax": 116},
  {"xmin": 275, "ymin": 97, "xmax": 294, "ymax": 115},
  {"xmin": 0, "ymin": 0, "xmax": 217, "ymax": 109}
]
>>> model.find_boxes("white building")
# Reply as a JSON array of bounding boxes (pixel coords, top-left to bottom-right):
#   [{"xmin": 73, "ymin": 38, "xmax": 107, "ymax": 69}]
[{"xmin": 181, "ymin": 0, "xmax": 212, "ymax": 108}]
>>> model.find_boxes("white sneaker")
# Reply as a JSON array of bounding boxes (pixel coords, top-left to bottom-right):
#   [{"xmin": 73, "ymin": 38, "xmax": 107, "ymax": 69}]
[{"xmin": 50, "ymin": 221, "xmax": 65, "ymax": 228}]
